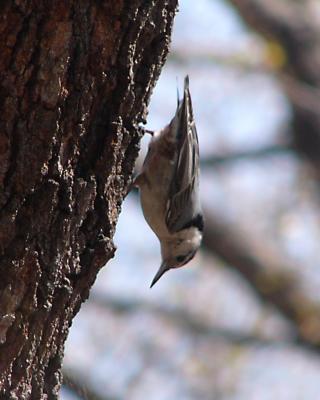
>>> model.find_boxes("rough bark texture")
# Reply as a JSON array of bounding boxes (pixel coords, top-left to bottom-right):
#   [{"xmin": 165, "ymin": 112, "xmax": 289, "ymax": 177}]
[{"xmin": 0, "ymin": 1, "xmax": 177, "ymax": 398}]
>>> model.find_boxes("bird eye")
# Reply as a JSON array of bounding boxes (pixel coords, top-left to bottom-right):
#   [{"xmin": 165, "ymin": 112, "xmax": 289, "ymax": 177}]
[{"xmin": 176, "ymin": 255, "xmax": 185, "ymax": 263}]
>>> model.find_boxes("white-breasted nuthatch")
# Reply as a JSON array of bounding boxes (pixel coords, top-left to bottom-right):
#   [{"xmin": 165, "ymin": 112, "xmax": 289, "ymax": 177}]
[{"xmin": 133, "ymin": 76, "xmax": 203, "ymax": 287}]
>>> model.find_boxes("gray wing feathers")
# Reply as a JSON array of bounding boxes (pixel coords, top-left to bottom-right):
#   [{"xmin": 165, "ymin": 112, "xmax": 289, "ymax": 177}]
[{"xmin": 166, "ymin": 76, "xmax": 201, "ymax": 233}]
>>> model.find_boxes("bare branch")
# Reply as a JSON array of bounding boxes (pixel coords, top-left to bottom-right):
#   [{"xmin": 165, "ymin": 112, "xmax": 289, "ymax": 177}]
[
  {"xmin": 90, "ymin": 293, "xmax": 291, "ymax": 346},
  {"xmin": 203, "ymin": 214, "xmax": 320, "ymax": 348},
  {"xmin": 201, "ymin": 143, "xmax": 292, "ymax": 167},
  {"xmin": 229, "ymin": 0, "xmax": 320, "ymax": 84},
  {"xmin": 228, "ymin": 0, "xmax": 320, "ymax": 178}
]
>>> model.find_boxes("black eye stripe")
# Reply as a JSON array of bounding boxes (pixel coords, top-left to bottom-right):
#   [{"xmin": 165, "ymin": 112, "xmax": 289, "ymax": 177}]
[{"xmin": 176, "ymin": 250, "xmax": 197, "ymax": 265}]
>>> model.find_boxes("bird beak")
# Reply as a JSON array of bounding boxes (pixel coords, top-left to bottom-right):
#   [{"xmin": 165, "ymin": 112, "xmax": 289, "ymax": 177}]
[{"xmin": 150, "ymin": 262, "xmax": 169, "ymax": 288}]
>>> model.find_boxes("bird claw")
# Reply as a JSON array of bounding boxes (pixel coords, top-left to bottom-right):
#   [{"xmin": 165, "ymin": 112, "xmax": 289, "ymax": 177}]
[{"xmin": 145, "ymin": 129, "xmax": 154, "ymax": 136}]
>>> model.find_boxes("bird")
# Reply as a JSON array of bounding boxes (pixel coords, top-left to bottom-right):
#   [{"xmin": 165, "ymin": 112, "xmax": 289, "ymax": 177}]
[{"xmin": 133, "ymin": 76, "xmax": 203, "ymax": 287}]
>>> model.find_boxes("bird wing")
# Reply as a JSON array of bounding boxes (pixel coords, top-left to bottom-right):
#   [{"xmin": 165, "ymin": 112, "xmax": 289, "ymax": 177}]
[{"xmin": 165, "ymin": 76, "xmax": 201, "ymax": 233}]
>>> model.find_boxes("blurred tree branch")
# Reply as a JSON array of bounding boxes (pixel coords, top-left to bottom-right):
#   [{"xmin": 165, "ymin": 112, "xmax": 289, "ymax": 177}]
[
  {"xmin": 228, "ymin": 0, "xmax": 320, "ymax": 82},
  {"xmin": 203, "ymin": 213, "xmax": 320, "ymax": 348},
  {"xmin": 90, "ymin": 293, "xmax": 286, "ymax": 346},
  {"xmin": 228, "ymin": 0, "xmax": 320, "ymax": 176},
  {"xmin": 201, "ymin": 143, "xmax": 292, "ymax": 166},
  {"xmin": 63, "ymin": 294, "xmax": 286, "ymax": 400}
]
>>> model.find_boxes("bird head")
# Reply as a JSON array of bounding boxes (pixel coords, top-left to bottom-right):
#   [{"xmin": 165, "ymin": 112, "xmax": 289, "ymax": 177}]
[{"xmin": 150, "ymin": 229, "xmax": 202, "ymax": 287}]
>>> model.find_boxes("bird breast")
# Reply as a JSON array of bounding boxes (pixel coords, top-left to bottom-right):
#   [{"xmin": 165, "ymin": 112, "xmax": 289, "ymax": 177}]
[{"xmin": 139, "ymin": 140, "xmax": 175, "ymax": 239}]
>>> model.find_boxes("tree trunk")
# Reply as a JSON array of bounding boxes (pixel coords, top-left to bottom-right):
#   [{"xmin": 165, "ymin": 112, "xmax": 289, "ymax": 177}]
[{"xmin": 0, "ymin": 1, "xmax": 177, "ymax": 398}]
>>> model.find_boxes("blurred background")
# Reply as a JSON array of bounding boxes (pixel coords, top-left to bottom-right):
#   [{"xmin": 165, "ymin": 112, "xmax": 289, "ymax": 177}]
[{"xmin": 62, "ymin": 0, "xmax": 320, "ymax": 399}]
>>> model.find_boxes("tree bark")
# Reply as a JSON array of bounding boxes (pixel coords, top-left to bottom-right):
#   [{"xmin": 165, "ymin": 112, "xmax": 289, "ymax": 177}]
[{"xmin": 0, "ymin": 1, "xmax": 177, "ymax": 398}]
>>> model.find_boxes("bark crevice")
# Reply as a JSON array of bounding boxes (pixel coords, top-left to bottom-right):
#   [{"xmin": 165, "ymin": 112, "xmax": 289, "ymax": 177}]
[{"xmin": 0, "ymin": 1, "xmax": 178, "ymax": 397}]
